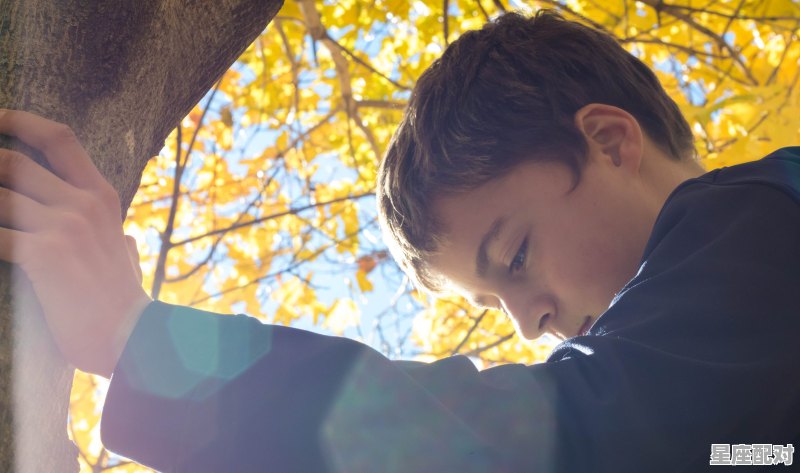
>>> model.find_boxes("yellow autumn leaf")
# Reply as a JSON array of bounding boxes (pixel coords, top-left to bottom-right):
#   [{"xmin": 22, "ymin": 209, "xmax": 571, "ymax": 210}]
[
  {"xmin": 355, "ymin": 268, "xmax": 374, "ymax": 292},
  {"xmin": 325, "ymin": 298, "xmax": 361, "ymax": 335}
]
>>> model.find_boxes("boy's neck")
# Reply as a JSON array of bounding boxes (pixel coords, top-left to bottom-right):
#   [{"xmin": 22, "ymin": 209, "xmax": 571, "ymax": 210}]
[{"xmin": 640, "ymin": 148, "xmax": 707, "ymax": 217}]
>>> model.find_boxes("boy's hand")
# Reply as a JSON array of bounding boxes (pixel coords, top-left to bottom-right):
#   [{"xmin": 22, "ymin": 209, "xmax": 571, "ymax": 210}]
[{"xmin": 0, "ymin": 109, "xmax": 152, "ymax": 379}]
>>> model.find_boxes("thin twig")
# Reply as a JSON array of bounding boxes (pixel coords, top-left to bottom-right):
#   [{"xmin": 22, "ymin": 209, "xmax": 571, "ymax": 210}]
[
  {"xmin": 171, "ymin": 192, "xmax": 374, "ymax": 248},
  {"xmin": 450, "ymin": 310, "xmax": 489, "ymax": 355},
  {"xmin": 463, "ymin": 332, "xmax": 515, "ymax": 357}
]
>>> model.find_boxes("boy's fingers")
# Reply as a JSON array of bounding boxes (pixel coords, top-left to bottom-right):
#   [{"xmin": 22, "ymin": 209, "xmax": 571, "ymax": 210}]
[
  {"xmin": 0, "ymin": 148, "xmax": 81, "ymax": 206},
  {"xmin": 0, "ymin": 226, "xmax": 38, "ymax": 268},
  {"xmin": 0, "ymin": 109, "xmax": 107, "ymax": 191},
  {"xmin": 0, "ymin": 186, "xmax": 61, "ymax": 233}
]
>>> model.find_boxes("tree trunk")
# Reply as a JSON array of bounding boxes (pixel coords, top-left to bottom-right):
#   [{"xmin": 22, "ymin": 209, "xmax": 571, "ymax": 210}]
[{"xmin": 0, "ymin": 0, "xmax": 283, "ymax": 470}]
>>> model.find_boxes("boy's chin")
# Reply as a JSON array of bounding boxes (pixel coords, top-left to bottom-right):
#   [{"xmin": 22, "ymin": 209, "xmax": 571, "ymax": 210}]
[{"xmin": 513, "ymin": 315, "xmax": 595, "ymax": 341}]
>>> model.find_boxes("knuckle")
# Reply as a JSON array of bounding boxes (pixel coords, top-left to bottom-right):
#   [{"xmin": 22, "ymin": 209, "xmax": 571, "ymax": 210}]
[
  {"xmin": 18, "ymin": 236, "xmax": 45, "ymax": 273},
  {"xmin": 0, "ymin": 186, "xmax": 10, "ymax": 203},
  {"xmin": 93, "ymin": 185, "xmax": 122, "ymax": 217},
  {"xmin": 75, "ymin": 191, "xmax": 103, "ymax": 216},
  {"xmin": 27, "ymin": 234, "xmax": 60, "ymax": 266},
  {"xmin": 58, "ymin": 212, "xmax": 88, "ymax": 236},
  {"xmin": 47, "ymin": 124, "xmax": 79, "ymax": 150},
  {"xmin": 42, "ymin": 238, "xmax": 71, "ymax": 265},
  {"xmin": 0, "ymin": 150, "xmax": 28, "ymax": 186},
  {"xmin": 52, "ymin": 222, "xmax": 93, "ymax": 256},
  {"xmin": 77, "ymin": 188, "xmax": 120, "ymax": 221},
  {"xmin": 99, "ymin": 184, "xmax": 121, "ymax": 206},
  {"xmin": 0, "ymin": 149, "xmax": 26, "ymax": 176}
]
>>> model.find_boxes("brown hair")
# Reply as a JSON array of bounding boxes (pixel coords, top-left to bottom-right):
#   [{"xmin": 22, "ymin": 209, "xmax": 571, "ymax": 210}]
[{"xmin": 376, "ymin": 10, "xmax": 695, "ymax": 292}]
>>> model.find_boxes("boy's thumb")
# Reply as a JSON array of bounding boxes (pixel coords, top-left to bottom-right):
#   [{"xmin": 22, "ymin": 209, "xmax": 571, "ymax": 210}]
[{"xmin": 124, "ymin": 235, "xmax": 143, "ymax": 285}]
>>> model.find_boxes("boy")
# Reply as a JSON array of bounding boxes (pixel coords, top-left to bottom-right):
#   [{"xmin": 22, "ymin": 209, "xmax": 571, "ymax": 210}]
[{"xmin": 0, "ymin": 10, "xmax": 798, "ymax": 472}]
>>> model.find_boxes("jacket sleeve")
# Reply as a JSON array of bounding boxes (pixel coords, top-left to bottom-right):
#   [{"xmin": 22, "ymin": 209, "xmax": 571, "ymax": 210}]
[
  {"xmin": 101, "ymin": 177, "xmax": 800, "ymax": 473},
  {"xmin": 99, "ymin": 299, "xmax": 564, "ymax": 473}
]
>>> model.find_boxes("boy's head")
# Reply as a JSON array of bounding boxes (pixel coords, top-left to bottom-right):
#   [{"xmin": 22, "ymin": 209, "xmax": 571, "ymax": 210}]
[{"xmin": 377, "ymin": 10, "xmax": 703, "ymax": 340}]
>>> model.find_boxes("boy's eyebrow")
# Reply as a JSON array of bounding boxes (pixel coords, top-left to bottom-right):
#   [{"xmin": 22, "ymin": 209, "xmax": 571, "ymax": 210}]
[{"xmin": 476, "ymin": 216, "xmax": 507, "ymax": 278}]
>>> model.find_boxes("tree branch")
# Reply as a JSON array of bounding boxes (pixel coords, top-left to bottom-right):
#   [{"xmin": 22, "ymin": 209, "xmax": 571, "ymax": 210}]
[
  {"xmin": 171, "ymin": 192, "xmax": 375, "ymax": 248},
  {"xmin": 151, "ymin": 82, "xmax": 221, "ymax": 299},
  {"xmin": 356, "ymin": 99, "xmax": 407, "ymax": 110},
  {"xmin": 165, "ymin": 161, "xmax": 283, "ymax": 283},
  {"xmin": 463, "ymin": 332, "xmax": 515, "ymax": 357},
  {"xmin": 299, "ymin": 0, "xmax": 383, "ymax": 160},
  {"xmin": 638, "ymin": 0, "xmax": 759, "ymax": 85},
  {"xmin": 450, "ymin": 310, "xmax": 489, "ymax": 355},
  {"xmin": 475, "ymin": 0, "xmax": 490, "ymax": 21},
  {"xmin": 189, "ymin": 219, "xmax": 378, "ymax": 305}
]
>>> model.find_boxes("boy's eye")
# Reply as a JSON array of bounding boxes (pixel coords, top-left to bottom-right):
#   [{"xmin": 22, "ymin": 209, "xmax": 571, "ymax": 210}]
[{"xmin": 509, "ymin": 237, "xmax": 528, "ymax": 274}]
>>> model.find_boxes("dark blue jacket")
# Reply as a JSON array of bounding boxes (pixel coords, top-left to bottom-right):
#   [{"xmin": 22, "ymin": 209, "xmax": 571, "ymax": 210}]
[{"xmin": 101, "ymin": 147, "xmax": 800, "ymax": 472}]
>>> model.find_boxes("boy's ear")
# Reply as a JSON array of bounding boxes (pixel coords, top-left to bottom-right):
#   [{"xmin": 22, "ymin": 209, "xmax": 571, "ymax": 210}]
[{"xmin": 573, "ymin": 103, "xmax": 644, "ymax": 173}]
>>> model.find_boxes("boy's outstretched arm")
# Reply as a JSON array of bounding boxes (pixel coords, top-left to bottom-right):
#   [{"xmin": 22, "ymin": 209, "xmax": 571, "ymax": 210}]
[
  {"xmin": 0, "ymin": 108, "xmax": 582, "ymax": 472},
  {"xmin": 101, "ymin": 300, "xmax": 552, "ymax": 472},
  {"xmin": 0, "ymin": 109, "xmax": 543, "ymax": 472}
]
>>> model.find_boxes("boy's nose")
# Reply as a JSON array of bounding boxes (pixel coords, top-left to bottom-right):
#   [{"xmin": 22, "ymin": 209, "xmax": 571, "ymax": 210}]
[{"xmin": 500, "ymin": 295, "xmax": 555, "ymax": 340}]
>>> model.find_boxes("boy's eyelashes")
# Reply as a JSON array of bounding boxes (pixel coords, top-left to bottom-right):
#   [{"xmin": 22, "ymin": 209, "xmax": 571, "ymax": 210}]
[
  {"xmin": 467, "ymin": 234, "xmax": 529, "ymax": 311},
  {"xmin": 509, "ymin": 237, "xmax": 529, "ymax": 274}
]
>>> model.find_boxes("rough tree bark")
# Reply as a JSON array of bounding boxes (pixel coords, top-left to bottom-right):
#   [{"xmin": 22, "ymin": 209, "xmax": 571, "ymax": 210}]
[{"xmin": 0, "ymin": 0, "xmax": 284, "ymax": 470}]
